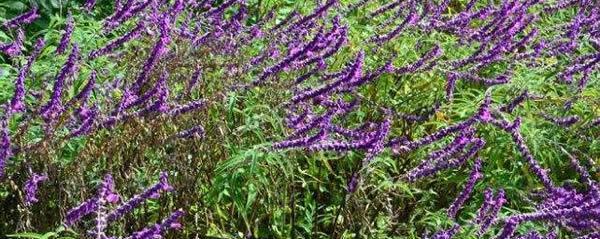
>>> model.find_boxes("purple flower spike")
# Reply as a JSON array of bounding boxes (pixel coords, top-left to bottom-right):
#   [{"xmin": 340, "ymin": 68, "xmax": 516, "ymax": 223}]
[
  {"xmin": 541, "ymin": 113, "xmax": 580, "ymax": 127},
  {"xmin": 347, "ymin": 172, "xmax": 359, "ymax": 194},
  {"xmin": 65, "ymin": 173, "xmax": 119, "ymax": 226},
  {"xmin": 426, "ymin": 224, "xmax": 461, "ymax": 239},
  {"xmin": 132, "ymin": 16, "xmax": 171, "ymax": 93},
  {"xmin": 476, "ymin": 93, "xmax": 493, "ymax": 123},
  {"xmin": 106, "ymin": 172, "xmax": 173, "ymax": 222},
  {"xmin": 174, "ymin": 125, "xmax": 205, "ymax": 139},
  {"xmin": 24, "ymin": 172, "xmax": 48, "ymax": 206},
  {"xmin": 0, "ymin": 119, "xmax": 11, "ymax": 178},
  {"xmin": 445, "ymin": 72, "xmax": 458, "ymax": 101},
  {"xmin": 10, "ymin": 38, "xmax": 45, "ymax": 113},
  {"xmin": 500, "ymin": 90, "xmax": 529, "ymax": 113},
  {"xmin": 478, "ymin": 189, "xmax": 505, "ymax": 236},
  {"xmin": 56, "ymin": 12, "xmax": 74, "ymax": 55},
  {"xmin": 95, "ymin": 174, "xmax": 119, "ymax": 238},
  {"xmin": 168, "ymin": 100, "xmax": 206, "ymax": 117},
  {"xmin": 89, "ymin": 22, "xmax": 144, "ymax": 59},
  {"xmin": 41, "ymin": 44, "xmax": 80, "ymax": 122},
  {"xmin": 185, "ymin": 67, "xmax": 202, "ymax": 95},
  {"xmin": 126, "ymin": 209, "xmax": 184, "ymax": 239},
  {"xmin": 84, "ymin": 0, "xmax": 97, "ymax": 12},
  {"xmin": 447, "ymin": 158, "xmax": 483, "ymax": 219},
  {"xmin": 499, "ymin": 118, "xmax": 554, "ymax": 190},
  {"xmin": 0, "ymin": 28, "xmax": 25, "ymax": 57},
  {"xmin": 65, "ymin": 198, "xmax": 98, "ymax": 226},
  {"xmin": 474, "ymin": 187, "xmax": 494, "ymax": 225},
  {"xmin": 2, "ymin": 6, "xmax": 39, "ymax": 29}
]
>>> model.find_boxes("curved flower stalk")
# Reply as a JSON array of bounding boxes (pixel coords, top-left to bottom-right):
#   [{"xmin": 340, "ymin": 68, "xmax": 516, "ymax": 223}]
[
  {"xmin": 371, "ymin": 2, "xmax": 418, "ymax": 44},
  {"xmin": 84, "ymin": 0, "xmax": 97, "ymax": 12},
  {"xmin": 390, "ymin": 44, "xmax": 443, "ymax": 75},
  {"xmin": 103, "ymin": 0, "xmax": 153, "ymax": 32},
  {"xmin": 254, "ymin": 20, "xmax": 348, "ymax": 86},
  {"xmin": 390, "ymin": 94, "xmax": 492, "ymax": 153},
  {"xmin": 288, "ymin": 0, "xmax": 337, "ymax": 30},
  {"xmin": 2, "ymin": 6, "xmax": 39, "ymax": 29},
  {"xmin": 173, "ymin": 125, "xmax": 205, "ymax": 139},
  {"xmin": 514, "ymin": 230, "xmax": 557, "ymax": 239}
]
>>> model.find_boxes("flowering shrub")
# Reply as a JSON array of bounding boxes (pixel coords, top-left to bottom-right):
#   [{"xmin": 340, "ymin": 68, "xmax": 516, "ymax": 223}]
[{"xmin": 0, "ymin": 0, "xmax": 598, "ymax": 238}]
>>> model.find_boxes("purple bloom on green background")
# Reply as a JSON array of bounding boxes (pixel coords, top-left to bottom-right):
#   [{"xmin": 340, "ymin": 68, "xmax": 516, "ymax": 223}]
[{"xmin": 24, "ymin": 172, "xmax": 48, "ymax": 206}]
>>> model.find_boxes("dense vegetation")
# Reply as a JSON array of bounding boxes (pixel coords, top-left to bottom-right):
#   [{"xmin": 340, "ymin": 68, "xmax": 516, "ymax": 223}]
[{"xmin": 0, "ymin": 0, "xmax": 598, "ymax": 238}]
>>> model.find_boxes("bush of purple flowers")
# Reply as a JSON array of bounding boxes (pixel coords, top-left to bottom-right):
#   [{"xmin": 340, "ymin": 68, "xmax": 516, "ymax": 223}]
[{"xmin": 0, "ymin": 0, "xmax": 598, "ymax": 238}]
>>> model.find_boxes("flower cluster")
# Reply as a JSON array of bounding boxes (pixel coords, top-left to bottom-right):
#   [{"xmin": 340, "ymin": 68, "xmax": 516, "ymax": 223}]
[{"xmin": 65, "ymin": 172, "xmax": 180, "ymax": 238}]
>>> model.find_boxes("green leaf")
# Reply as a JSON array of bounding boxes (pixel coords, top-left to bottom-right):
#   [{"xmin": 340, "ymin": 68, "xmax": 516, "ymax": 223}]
[
  {"xmin": 246, "ymin": 183, "xmax": 257, "ymax": 209},
  {"xmin": 49, "ymin": 0, "xmax": 61, "ymax": 9},
  {"xmin": 3, "ymin": 2, "xmax": 25, "ymax": 11},
  {"xmin": 7, "ymin": 232, "xmax": 46, "ymax": 239}
]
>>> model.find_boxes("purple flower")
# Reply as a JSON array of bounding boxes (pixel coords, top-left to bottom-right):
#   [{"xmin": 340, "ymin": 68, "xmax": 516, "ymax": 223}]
[
  {"xmin": 2, "ymin": 6, "xmax": 39, "ymax": 29},
  {"xmin": 0, "ymin": 119, "xmax": 11, "ymax": 178},
  {"xmin": 390, "ymin": 44, "xmax": 442, "ymax": 74},
  {"xmin": 95, "ymin": 174, "xmax": 119, "ymax": 238},
  {"xmin": 174, "ymin": 125, "xmax": 205, "ymax": 139},
  {"xmin": 168, "ymin": 100, "xmax": 206, "ymax": 117},
  {"xmin": 500, "ymin": 90, "xmax": 529, "ymax": 113},
  {"xmin": 65, "ymin": 174, "xmax": 119, "ymax": 226},
  {"xmin": 0, "ymin": 28, "xmax": 25, "ymax": 57},
  {"xmin": 132, "ymin": 16, "xmax": 171, "ymax": 93},
  {"xmin": 290, "ymin": 51, "xmax": 364, "ymax": 103},
  {"xmin": 478, "ymin": 189, "xmax": 505, "ymax": 236},
  {"xmin": 289, "ymin": 0, "xmax": 337, "ymax": 29},
  {"xmin": 426, "ymin": 224, "xmax": 461, "ymax": 239},
  {"xmin": 541, "ymin": 113, "xmax": 580, "ymax": 127},
  {"xmin": 126, "ymin": 209, "xmax": 184, "ymax": 239},
  {"xmin": 185, "ymin": 67, "xmax": 202, "ymax": 95},
  {"xmin": 447, "ymin": 158, "xmax": 483, "ymax": 219},
  {"xmin": 10, "ymin": 38, "xmax": 45, "ymax": 113},
  {"xmin": 56, "ymin": 12, "xmax": 74, "ymax": 55},
  {"xmin": 371, "ymin": 5, "xmax": 417, "ymax": 44},
  {"xmin": 68, "ymin": 104, "xmax": 98, "ymax": 138},
  {"xmin": 347, "ymin": 172, "xmax": 359, "ymax": 194},
  {"xmin": 65, "ymin": 198, "xmax": 98, "ymax": 226},
  {"xmin": 499, "ymin": 117, "xmax": 554, "ymax": 190},
  {"xmin": 89, "ymin": 22, "xmax": 144, "ymax": 59},
  {"xmin": 445, "ymin": 72, "xmax": 457, "ymax": 101},
  {"xmin": 474, "ymin": 188, "xmax": 494, "ymax": 225},
  {"xmin": 106, "ymin": 172, "xmax": 173, "ymax": 223},
  {"xmin": 104, "ymin": 0, "xmax": 153, "ymax": 32},
  {"xmin": 24, "ymin": 172, "xmax": 48, "ymax": 206},
  {"xmin": 84, "ymin": 0, "xmax": 97, "ymax": 12},
  {"xmin": 41, "ymin": 44, "xmax": 80, "ymax": 122}
]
